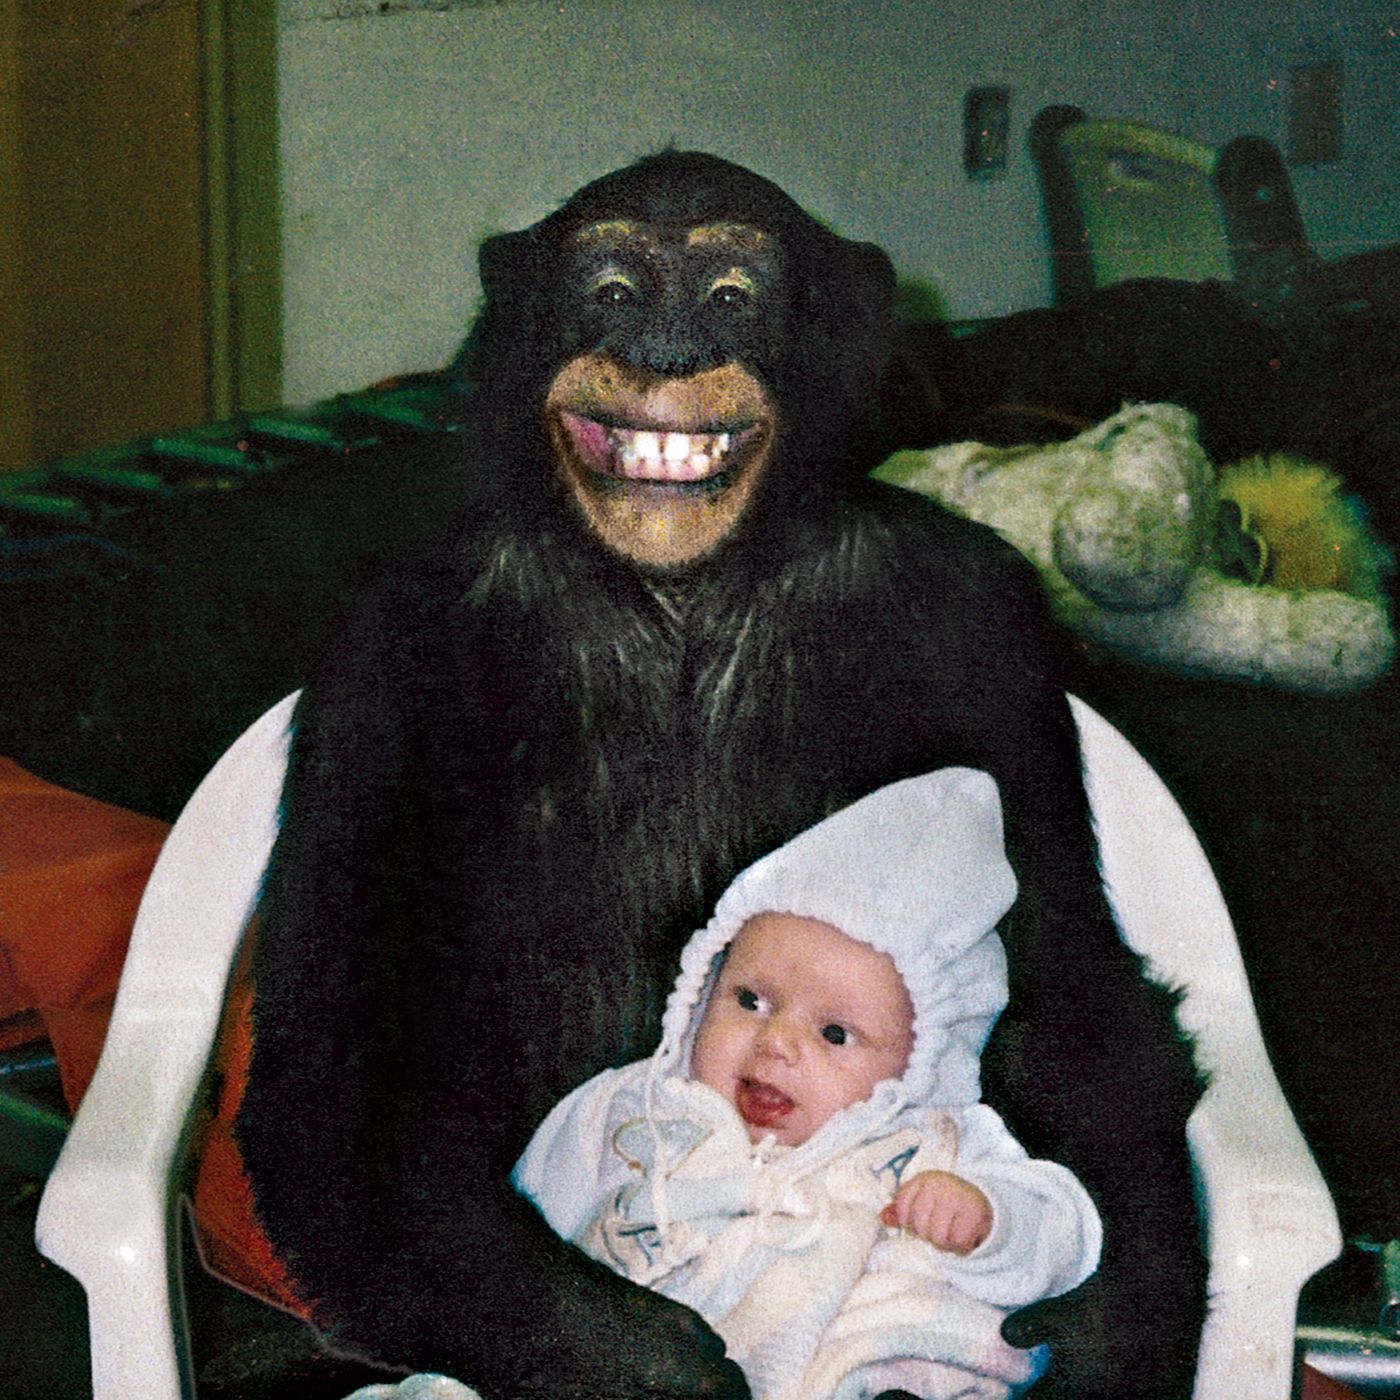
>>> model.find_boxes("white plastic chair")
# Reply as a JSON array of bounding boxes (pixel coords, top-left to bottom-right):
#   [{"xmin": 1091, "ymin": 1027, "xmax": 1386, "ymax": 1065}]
[{"xmin": 35, "ymin": 691, "xmax": 1342, "ymax": 1400}]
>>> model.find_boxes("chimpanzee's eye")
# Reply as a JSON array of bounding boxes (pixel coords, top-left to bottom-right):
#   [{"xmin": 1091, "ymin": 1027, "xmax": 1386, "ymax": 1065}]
[
  {"xmin": 705, "ymin": 270, "xmax": 757, "ymax": 310},
  {"xmin": 708, "ymin": 284, "xmax": 750, "ymax": 309},
  {"xmin": 589, "ymin": 270, "xmax": 640, "ymax": 307}
]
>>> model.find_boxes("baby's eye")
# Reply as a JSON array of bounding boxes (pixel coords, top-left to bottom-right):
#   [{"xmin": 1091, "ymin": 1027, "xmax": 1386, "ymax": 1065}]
[
  {"xmin": 735, "ymin": 987, "xmax": 760, "ymax": 1012},
  {"xmin": 821, "ymin": 1024, "xmax": 849, "ymax": 1046}
]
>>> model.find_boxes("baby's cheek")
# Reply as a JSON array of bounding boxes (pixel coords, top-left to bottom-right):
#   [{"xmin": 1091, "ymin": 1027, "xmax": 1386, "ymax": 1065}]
[{"xmin": 688, "ymin": 1019, "xmax": 726, "ymax": 1094}]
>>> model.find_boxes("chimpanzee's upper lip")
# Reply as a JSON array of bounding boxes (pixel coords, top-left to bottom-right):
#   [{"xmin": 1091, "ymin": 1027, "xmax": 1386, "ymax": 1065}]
[{"xmin": 583, "ymin": 410, "xmax": 752, "ymax": 435}]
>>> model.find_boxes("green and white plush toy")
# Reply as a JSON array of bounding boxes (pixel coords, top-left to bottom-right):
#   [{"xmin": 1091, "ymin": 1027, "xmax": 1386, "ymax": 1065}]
[{"xmin": 874, "ymin": 402, "xmax": 1394, "ymax": 695}]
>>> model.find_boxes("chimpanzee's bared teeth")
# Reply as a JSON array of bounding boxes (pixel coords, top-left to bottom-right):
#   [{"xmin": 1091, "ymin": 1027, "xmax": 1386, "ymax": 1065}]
[{"xmin": 608, "ymin": 427, "xmax": 735, "ymax": 482}]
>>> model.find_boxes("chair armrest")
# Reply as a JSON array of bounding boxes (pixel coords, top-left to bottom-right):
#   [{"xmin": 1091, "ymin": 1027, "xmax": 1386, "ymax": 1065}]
[
  {"xmin": 34, "ymin": 1008, "xmax": 216, "ymax": 1399},
  {"xmin": 1070, "ymin": 696, "xmax": 1342, "ymax": 1400},
  {"xmin": 1187, "ymin": 1035, "xmax": 1342, "ymax": 1399},
  {"xmin": 35, "ymin": 693, "xmax": 296, "ymax": 1400}
]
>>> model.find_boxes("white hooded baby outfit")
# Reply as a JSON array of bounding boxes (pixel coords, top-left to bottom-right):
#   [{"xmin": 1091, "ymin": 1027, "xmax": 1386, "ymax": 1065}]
[{"xmin": 513, "ymin": 769, "xmax": 1102, "ymax": 1400}]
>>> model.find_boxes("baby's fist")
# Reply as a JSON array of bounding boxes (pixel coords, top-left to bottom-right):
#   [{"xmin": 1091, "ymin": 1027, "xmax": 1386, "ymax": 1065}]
[{"xmin": 881, "ymin": 1170, "xmax": 992, "ymax": 1255}]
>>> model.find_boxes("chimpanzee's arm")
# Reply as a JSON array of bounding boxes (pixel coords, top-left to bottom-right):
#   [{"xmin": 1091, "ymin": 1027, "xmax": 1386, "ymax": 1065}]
[{"xmin": 235, "ymin": 562, "xmax": 748, "ymax": 1399}]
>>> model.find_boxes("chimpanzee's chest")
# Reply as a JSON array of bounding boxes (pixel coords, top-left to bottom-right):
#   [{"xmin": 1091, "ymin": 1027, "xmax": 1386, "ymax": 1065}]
[
  {"xmin": 406, "ymin": 515, "xmax": 998, "ymax": 1103},
  {"xmin": 455, "ymin": 543, "xmax": 967, "ymax": 959}
]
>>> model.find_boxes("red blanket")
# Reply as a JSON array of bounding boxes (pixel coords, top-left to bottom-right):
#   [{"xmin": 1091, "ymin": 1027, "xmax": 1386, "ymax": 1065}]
[
  {"xmin": 0, "ymin": 756, "xmax": 167, "ymax": 1106},
  {"xmin": 0, "ymin": 756, "xmax": 305, "ymax": 1314}
]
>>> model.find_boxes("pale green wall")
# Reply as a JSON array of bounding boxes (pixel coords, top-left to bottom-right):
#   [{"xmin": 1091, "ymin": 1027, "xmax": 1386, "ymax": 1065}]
[{"xmin": 275, "ymin": 0, "xmax": 1399, "ymax": 403}]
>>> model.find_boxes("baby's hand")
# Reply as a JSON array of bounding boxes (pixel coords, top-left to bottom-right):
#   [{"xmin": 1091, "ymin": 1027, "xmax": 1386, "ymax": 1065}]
[{"xmin": 880, "ymin": 1170, "xmax": 992, "ymax": 1255}]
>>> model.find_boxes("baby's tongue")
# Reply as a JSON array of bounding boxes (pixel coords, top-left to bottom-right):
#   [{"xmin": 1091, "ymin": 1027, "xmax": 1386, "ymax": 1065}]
[{"xmin": 737, "ymin": 1079, "xmax": 793, "ymax": 1129}]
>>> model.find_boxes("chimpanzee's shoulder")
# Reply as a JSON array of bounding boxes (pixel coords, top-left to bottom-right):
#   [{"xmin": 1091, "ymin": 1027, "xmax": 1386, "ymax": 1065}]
[{"xmin": 845, "ymin": 476, "xmax": 1043, "ymax": 603}]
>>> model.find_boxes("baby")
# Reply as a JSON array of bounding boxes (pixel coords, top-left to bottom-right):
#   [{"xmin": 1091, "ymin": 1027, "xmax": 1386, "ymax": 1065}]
[
  {"xmin": 513, "ymin": 768, "xmax": 1102, "ymax": 1400},
  {"xmin": 691, "ymin": 908, "xmax": 996, "ymax": 1256}
]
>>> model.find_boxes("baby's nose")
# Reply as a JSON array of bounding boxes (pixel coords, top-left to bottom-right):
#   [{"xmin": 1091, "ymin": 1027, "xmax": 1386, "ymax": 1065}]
[{"xmin": 755, "ymin": 1014, "xmax": 803, "ymax": 1061}]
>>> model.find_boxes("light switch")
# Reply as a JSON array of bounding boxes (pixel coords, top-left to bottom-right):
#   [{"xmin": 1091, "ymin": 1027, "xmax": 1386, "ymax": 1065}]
[{"xmin": 964, "ymin": 87, "xmax": 1010, "ymax": 179}]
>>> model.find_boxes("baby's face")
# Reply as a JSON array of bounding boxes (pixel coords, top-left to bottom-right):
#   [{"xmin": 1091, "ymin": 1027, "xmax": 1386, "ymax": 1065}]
[{"xmin": 690, "ymin": 912, "xmax": 914, "ymax": 1147}]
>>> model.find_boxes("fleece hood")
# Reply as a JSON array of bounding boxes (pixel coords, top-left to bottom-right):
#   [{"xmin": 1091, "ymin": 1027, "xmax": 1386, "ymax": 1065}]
[{"xmin": 655, "ymin": 768, "xmax": 1018, "ymax": 1138}]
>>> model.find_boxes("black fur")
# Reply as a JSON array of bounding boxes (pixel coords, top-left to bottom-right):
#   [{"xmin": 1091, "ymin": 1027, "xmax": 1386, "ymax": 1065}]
[{"xmin": 237, "ymin": 152, "xmax": 1205, "ymax": 1399}]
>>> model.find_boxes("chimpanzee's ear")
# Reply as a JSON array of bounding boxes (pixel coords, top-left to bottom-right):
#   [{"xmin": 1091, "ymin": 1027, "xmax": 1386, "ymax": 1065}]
[
  {"xmin": 452, "ymin": 223, "xmax": 550, "ymax": 400},
  {"xmin": 787, "ymin": 231, "xmax": 897, "ymax": 464},
  {"xmin": 831, "ymin": 237, "xmax": 898, "ymax": 371},
  {"xmin": 478, "ymin": 225, "xmax": 540, "ymax": 307}
]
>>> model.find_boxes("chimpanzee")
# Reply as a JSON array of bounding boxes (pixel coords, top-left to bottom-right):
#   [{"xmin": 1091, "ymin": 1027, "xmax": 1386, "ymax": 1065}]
[{"xmin": 236, "ymin": 151, "xmax": 1206, "ymax": 1399}]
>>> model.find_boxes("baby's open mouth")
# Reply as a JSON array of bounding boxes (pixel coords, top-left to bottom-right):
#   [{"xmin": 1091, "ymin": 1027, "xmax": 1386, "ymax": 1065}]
[{"xmin": 736, "ymin": 1078, "xmax": 794, "ymax": 1129}]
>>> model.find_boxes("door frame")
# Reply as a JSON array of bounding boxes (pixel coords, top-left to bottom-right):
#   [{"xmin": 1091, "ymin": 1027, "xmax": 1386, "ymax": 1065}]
[{"xmin": 204, "ymin": 0, "xmax": 283, "ymax": 418}]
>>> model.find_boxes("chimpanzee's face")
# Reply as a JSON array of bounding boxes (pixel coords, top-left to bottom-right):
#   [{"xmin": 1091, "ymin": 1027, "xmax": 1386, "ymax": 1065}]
[{"xmin": 543, "ymin": 219, "xmax": 786, "ymax": 569}]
